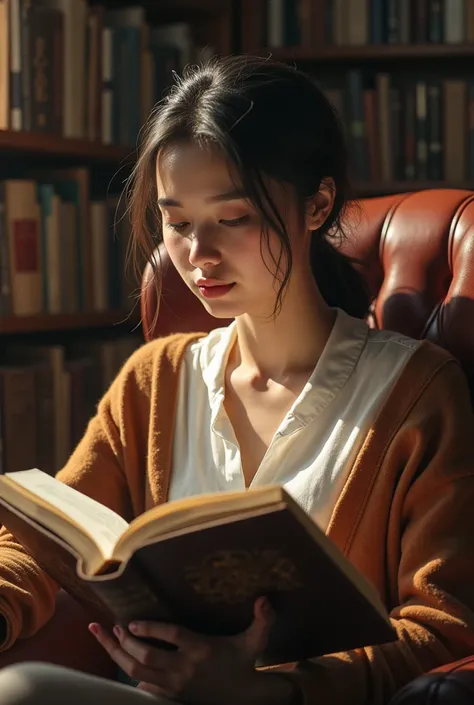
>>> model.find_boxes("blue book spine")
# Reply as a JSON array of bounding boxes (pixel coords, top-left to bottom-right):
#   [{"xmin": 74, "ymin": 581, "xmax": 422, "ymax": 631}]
[{"xmin": 370, "ymin": 0, "xmax": 385, "ymax": 43}]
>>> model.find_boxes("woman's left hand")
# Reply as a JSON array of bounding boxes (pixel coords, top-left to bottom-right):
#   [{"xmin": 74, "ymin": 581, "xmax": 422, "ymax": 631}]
[{"xmin": 89, "ymin": 597, "xmax": 299, "ymax": 705}]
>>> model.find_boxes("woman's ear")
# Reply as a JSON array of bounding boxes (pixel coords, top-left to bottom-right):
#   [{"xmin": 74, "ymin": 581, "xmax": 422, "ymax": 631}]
[{"xmin": 304, "ymin": 178, "xmax": 336, "ymax": 232}]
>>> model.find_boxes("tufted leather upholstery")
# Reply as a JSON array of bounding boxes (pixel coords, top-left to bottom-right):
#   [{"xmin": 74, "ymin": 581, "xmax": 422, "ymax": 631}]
[
  {"xmin": 388, "ymin": 656, "xmax": 474, "ymax": 704},
  {"xmin": 141, "ymin": 189, "xmax": 474, "ymax": 395}
]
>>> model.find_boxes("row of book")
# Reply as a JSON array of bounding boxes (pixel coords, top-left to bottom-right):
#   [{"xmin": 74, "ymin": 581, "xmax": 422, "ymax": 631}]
[
  {"xmin": 326, "ymin": 73, "xmax": 474, "ymax": 183},
  {"xmin": 0, "ymin": 334, "xmax": 141, "ymax": 476},
  {"xmin": 266, "ymin": 0, "xmax": 474, "ymax": 48},
  {"xmin": 0, "ymin": 171, "xmax": 136, "ymax": 318},
  {"xmin": 0, "ymin": 1, "xmax": 212, "ymax": 145}
]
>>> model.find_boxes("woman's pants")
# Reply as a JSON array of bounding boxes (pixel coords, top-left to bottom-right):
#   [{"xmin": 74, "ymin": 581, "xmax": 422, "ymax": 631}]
[{"xmin": 0, "ymin": 662, "xmax": 177, "ymax": 704}]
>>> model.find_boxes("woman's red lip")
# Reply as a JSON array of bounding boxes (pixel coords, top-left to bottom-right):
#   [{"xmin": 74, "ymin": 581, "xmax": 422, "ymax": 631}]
[
  {"xmin": 196, "ymin": 280, "xmax": 232, "ymax": 287},
  {"xmin": 198, "ymin": 283, "xmax": 235, "ymax": 299}
]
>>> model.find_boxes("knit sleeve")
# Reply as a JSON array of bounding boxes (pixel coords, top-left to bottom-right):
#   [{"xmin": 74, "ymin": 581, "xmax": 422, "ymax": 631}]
[{"xmin": 269, "ymin": 359, "xmax": 474, "ymax": 705}]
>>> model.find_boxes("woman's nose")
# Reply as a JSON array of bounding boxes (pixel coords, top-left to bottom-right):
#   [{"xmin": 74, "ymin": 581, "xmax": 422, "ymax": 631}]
[{"xmin": 188, "ymin": 230, "xmax": 222, "ymax": 269}]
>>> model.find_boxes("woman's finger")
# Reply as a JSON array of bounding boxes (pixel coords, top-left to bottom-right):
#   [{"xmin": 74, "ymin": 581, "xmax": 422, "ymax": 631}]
[
  {"xmin": 114, "ymin": 625, "xmax": 182, "ymax": 672},
  {"xmin": 129, "ymin": 620, "xmax": 196, "ymax": 650},
  {"xmin": 88, "ymin": 623, "xmax": 170, "ymax": 689}
]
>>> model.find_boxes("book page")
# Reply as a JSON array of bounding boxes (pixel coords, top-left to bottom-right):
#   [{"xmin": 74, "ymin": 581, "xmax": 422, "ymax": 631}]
[{"xmin": 2, "ymin": 470, "xmax": 129, "ymax": 556}]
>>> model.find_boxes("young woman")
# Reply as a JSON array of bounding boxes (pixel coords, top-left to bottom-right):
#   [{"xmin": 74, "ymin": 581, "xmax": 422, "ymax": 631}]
[{"xmin": 1, "ymin": 55, "xmax": 474, "ymax": 705}]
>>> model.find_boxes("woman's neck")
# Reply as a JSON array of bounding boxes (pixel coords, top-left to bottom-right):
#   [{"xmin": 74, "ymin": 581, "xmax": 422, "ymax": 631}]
[{"xmin": 232, "ymin": 276, "xmax": 336, "ymax": 381}]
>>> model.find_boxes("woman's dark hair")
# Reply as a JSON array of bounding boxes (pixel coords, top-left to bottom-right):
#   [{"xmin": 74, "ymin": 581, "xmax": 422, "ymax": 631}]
[{"xmin": 128, "ymin": 54, "xmax": 370, "ymax": 319}]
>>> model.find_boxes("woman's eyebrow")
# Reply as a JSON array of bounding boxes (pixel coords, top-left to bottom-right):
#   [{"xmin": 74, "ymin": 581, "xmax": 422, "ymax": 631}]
[{"xmin": 157, "ymin": 189, "xmax": 247, "ymax": 207}]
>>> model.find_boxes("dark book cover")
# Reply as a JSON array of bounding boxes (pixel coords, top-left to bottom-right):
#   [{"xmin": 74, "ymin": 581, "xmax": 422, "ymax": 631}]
[{"xmin": 0, "ymin": 495, "xmax": 396, "ymax": 667}]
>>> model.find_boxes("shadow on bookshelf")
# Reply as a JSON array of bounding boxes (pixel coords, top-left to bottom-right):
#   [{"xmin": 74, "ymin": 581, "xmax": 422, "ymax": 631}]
[
  {"xmin": 0, "ymin": 130, "xmax": 134, "ymax": 164},
  {"xmin": 0, "ymin": 310, "xmax": 141, "ymax": 335},
  {"xmin": 268, "ymin": 43, "xmax": 474, "ymax": 63}
]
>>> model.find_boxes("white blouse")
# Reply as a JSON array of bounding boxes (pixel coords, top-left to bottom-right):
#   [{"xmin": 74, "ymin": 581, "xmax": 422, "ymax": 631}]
[{"xmin": 168, "ymin": 309, "xmax": 419, "ymax": 531}]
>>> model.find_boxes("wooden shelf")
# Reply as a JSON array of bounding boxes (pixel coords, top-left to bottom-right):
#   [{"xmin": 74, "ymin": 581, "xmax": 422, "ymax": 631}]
[
  {"xmin": 0, "ymin": 130, "xmax": 134, "ymax": 163},
  {"xmin": 109, "ymin": 0, "xmax": 223, "ymax": 9},
  {"xmin": 268, "ymin": 43, "xmax": 474, "ymax": 63},
  {"xmin": 0, "ymin": 310, "xmax": 141, "ymax": 335},
  {"xmin": 354, "ymin": 181, "xmax": 474, "ymax": 197}
]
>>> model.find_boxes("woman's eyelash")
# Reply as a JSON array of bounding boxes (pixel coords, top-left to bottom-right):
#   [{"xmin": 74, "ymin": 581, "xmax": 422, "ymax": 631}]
[
  {"xmin": 167, "ymin": 215, "xmax": 249, "ymax": 232},
  {"xmin": 220, "ymin": 215, "xmax": 249, "ymax": 227},
  {"xmin": 168, "ymin": 222, "xmax": 189, "ymax": 232}
]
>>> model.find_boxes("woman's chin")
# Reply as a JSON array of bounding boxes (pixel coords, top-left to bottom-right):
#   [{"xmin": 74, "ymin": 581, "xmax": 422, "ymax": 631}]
[{"xmin": 199, "ymin": 297, "xmax": 244, "ymax": 320}]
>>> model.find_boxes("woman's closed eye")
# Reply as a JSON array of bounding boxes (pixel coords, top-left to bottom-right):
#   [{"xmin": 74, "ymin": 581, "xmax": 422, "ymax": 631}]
[
  {"xmin": 168, "ymin": 221, "xmax": 190, "ymax": 232},
  {"xmin": 219, "ymin": 215, "xmax": 249, "ymax": 227},
  {"xmin": 167, "ymin": 215, "xmax": 250, "ymax": 232}
]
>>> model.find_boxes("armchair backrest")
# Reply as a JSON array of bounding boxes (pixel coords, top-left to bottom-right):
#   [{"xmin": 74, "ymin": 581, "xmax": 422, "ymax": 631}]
[{"xmin": 141, "ymin": 189, "xmax": 474, "ymax": 395}]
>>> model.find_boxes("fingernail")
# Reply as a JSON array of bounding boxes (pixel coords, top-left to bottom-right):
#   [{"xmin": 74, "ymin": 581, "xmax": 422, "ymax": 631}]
[
  {"xmin": 113, "ymin": 625, "xmax": 122, "ymax": 638},
  {"xmin": 88, "ymin": 623, "xmax": 99, "ymax": 637},
  {"xmin": 129, "ymin": 622, "xmax": 138, "ymax": 633}
]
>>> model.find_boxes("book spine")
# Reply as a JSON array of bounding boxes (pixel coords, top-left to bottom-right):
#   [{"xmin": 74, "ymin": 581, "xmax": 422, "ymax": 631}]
[
  {"xmin": 415, "ymin": 81, "xmax": 428, "ymax": 180},
  {"xmin": 444, "ymin": 0, "xmax": 465, "ymax": 42},
  {"xmin": 404, "ymin": 83, "xmax": 416, "ymax": 180},
  {"xmin": 51, "ymin": 10, "xmax": 64, "ymax": 135},
  {"xmin": 428, "ymin": 0, "xmax": 444, "ymax": 42},
  {"xmin": 386, "ymin": 0, "xmax": 399, "ymax": 43},
  {"xmin": 20, "ymin": 0, "xmax": 32, "ymax": 130},
  {"xmin": 0, "ymin": 367, "xmax": 37, "ymax": 474},
  {"xmin": 101, "ymin": 26, "xmax": 113, "ymax": 145},
  {"xmin": 9, "ymin": 0, "xmax": 23, "ymax": 130},
  {"xmin": 427, "ymin": 81, "xmax": 443, "ymax": 180},
  {"xmin": 346, "ymin": 70, "xmax": 369, "ymax": 180},
  {"xmin": 413, "ymin": 0, "xmax": 429, "ymax": 43},
  {"xmin": 0, "ymin": 182, "xmax": 12, "ymax": 316},
  {"xmin": 30, "ymin": 8, "xmax": 55, "ymax": 133},
  {"xmin": 370, "ymin": 0, "xmax": 385, "ymax": 42},
  {"xmin": 267, "ymin": 0, "xmax": 284, "ymax": 47},
  {"xmin": 468, "ymin": 79, "xmax": 474, "ymax": 180},
  {"xmin": 399, "ymin": 0, "xmax": 411, "ymax": 41}
]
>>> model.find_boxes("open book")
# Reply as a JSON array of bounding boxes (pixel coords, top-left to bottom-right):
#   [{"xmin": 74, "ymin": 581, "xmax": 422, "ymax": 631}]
[{"xmin": 0, "ymin": 469, "xmax": 396, "ymax": 665}]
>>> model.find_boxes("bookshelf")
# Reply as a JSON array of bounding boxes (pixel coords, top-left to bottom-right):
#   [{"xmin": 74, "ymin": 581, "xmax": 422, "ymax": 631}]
[
  {"xmin": 268, "ymin": 43, "xmax": 474, "ymax": 62},
  {"xmin": 0, "ymin": 0, "xmax": 233, "ymax": 476},
  {"xmin": 0, "ymin": 310, "xmax": 140, "ymax": 335},
  {"xmin": 241, "ymin": 0, "xmax": 474, "ymax": 199},
  {"xmin": 0, "ymin": 130, "xmax": 133, "ymax": 163}
]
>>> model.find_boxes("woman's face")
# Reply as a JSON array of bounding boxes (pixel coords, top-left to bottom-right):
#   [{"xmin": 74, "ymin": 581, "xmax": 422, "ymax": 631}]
[{"xmin": 156, "ymin": 141, "xmax": 310, "ymax": 320}]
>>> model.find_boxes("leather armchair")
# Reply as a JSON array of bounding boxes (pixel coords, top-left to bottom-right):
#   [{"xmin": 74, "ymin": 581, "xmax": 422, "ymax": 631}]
[{"xmin": 141, "ymin": 189, "xmax": 474, "ymax": 703}]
